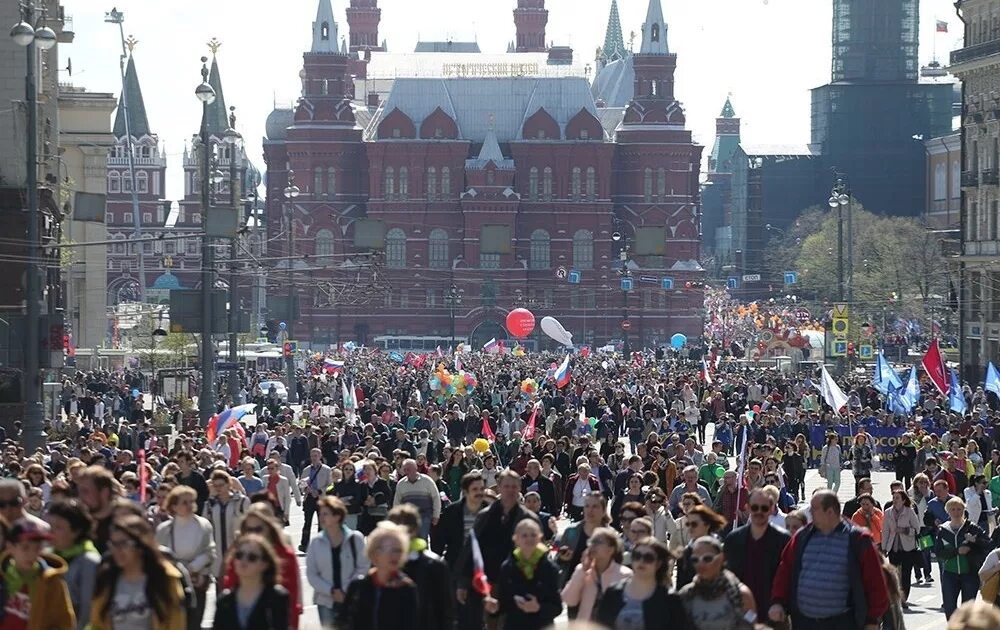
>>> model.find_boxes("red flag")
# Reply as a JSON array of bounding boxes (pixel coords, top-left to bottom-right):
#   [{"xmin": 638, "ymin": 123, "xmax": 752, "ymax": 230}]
[
  {"xmin": 138, "ymin": 449, "xmax": 147, "ymax": 504},
  {"xmin": 921, "ymin": 338, "xmax": 949, "ymax": 396},
  {"xmin": 470, "ymin": 529, "xmax": 491, "ymax": 596},
  {"xmin": 523, "ymin": 402, "xmax": 541, "ymax": 440},
  {"xmin": 481, "ymin": 417, "xmax": 496, "ymax": 442}
]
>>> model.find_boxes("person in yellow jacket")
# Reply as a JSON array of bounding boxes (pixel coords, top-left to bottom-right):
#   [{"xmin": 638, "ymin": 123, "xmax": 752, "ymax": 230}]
[
  {"xmin": 0, "ymin": 518, "xmax": 75, "ymax": 630},
  {"xmin": 89, "ymin": 515, "xmax": 186, "ymax": 630}
]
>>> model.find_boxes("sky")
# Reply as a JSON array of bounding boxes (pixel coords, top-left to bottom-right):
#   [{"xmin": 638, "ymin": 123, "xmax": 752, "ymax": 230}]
[{"xmin": 60, "ymin": 0, "xmax": 965, "ymax": 202}]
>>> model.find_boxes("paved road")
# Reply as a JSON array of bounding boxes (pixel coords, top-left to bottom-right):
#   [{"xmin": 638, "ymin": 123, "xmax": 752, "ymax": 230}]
[{"xmin": 199, "ymin": 433, "xmax": 951, "ymax": 628}]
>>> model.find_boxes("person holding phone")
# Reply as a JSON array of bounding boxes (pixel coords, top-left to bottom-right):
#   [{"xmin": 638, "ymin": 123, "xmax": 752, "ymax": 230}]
[{"xmin": 483, "ymin": 518, "xmax": 562, "ymax": 630}]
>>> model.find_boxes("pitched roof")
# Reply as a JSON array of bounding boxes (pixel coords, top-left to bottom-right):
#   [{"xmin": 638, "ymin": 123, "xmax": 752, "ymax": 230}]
[
  {"xmin": 601, "ymin": 0, "xmax": 627, "ymax": 64},
  {"xmin": 720, "ymin": 96, "xmax": 736, "ymax": 118},
  {"xmin": 591, "ymin": 55, "xmax": 634, "ymax": 108},
  {"xmin": 639, "ymin": 0, "xmax": 669, "ymax": 55},
  {"xmin": 113, "ymin": 55, "xmax": 151, "ymax": 139},
  {"xmin": 312, "ymin": 0, "xmax": 339, "ymax": 53},
  {"xmin": 467, "ymin": 126, "xmax": 514, "ymax": 170},
  {"xmin": 204, "ymin": 56, "xmax": 229, "ymax": 137},
  {"xmin": 366, "ymin": 77, "xmax": 601, "ymax": 142}
]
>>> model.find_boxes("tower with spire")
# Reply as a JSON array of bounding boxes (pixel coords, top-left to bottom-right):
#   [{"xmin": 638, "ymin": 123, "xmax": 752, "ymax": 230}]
[
  {"xmin": 598, "ymin": 0, "xmax": 627, "ymax": 68},
  {"xmin": 105, "ymin": 41, "xmax": 173, "ymax": 303},
  {"xmin": 513, "ymin": 0, "xmax": 548, "ymax": 53},
  {"xmin": 701, "ymin": 96, "xmax": 742, "ymax": 259},
  {"xmin": 346, "ymin": 0, "xmax": 384, "ymax": 53}
]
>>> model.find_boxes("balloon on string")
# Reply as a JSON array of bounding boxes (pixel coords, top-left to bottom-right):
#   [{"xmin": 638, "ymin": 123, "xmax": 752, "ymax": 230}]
[
  {"xmin": 473, "ymin": 438, "xmax": 490, "ymax": 454},
  {"xmin": 670, "ymin": 333, "xmax": 687, "ymax": 349},
  {"xmin": 540, "ymin": 316, "xmax": 574, "ymax": 347},
  {"xmin": 506, "ymin": 308, "xmax": 536, "ymax": 338},
  {"xmin": 131, "ymin": 389, "xmax": 140, "ymax": 399}
]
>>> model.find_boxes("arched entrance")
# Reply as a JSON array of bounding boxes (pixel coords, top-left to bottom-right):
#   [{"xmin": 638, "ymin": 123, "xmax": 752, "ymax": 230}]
[{"xmin": 470, "ymin": 320, "xmax": 506, "ymax": 350}]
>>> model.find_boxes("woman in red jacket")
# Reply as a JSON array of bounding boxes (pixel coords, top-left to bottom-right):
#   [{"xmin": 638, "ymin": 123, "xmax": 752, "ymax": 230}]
[{"xmin": 221, "ymin": 503, "xmax": 302, "ymax": 630}]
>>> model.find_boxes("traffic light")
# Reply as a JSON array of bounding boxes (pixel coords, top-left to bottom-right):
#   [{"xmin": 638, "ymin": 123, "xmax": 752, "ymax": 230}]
[
  {"xmin": 282, "ymin": 341, "xmax": 292, "ymax": 357},
  {"xmin": 62, "ymin": 335, "xmax": 70, "ymax": 351}
]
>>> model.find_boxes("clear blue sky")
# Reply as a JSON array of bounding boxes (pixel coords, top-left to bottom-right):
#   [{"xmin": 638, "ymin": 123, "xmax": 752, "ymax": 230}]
[{"xmin": 60, "ymin": 0, "xmax": 964, "ymax": 200}]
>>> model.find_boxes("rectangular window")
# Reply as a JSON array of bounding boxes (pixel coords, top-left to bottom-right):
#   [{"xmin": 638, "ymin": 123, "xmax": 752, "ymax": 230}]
[
  {"xmin": 124, "ymin": 212, "xmax": 133, "ymax": 224},
  {"xmin": 400, "ymin": 290, "xmax": 409, "ymax": 309},
  {"xmin": 479, "ymin": 253, "xmax": 501, "ymax": 269},
  {"xmin": 143, "ymin": 213, "xmax": 152, "ymax": 224},
  {"xmin": 426, "ymin": 289, "xmax": 437, "ymax": 308}
]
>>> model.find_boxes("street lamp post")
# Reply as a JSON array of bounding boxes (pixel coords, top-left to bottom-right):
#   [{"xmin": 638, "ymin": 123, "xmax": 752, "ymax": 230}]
[
  {"xmin": 195, "ymin": 57, "xmax": 217, "ymax": 426},
  {"xmin": 445, "ymin": 284, "xmax": 464, "ymax": 348},
  {"xmin": 223, "ymin": 107, "xmax": 243, "ymax": 402},
  {"xmin": 612, "ymin": 224, "xmax": 632, "ymax": 357},
  {"xmin": 829, "ymin": 178, "xmax": 852, "ymax": 303},
  {"xmin": 10, "ymin": 2, "xmax": 56, "ymax": 452},
  {"xmin": 283, "ymin": 172, "xmax": 300, "ymax": 404}
]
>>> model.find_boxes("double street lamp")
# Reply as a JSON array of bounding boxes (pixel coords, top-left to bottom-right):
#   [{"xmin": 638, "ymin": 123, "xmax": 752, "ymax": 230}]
[
  {"xmin": 282, "ymin": 172, "xmax": 300, "ymax": 404},
  {"xmin": 445, "ymin": 284, "xmax": 464, "ymax": 348},
  {"xmin": 612, "ymin": 225, "xmax": 632, "ymax": 357},
  {"xmin": 10, "ymin": 2, "xmax": 56, "ymax": 452},
  {"xmin": 828, "ymin": 178, "xmax": 853, "ymax": 303}
]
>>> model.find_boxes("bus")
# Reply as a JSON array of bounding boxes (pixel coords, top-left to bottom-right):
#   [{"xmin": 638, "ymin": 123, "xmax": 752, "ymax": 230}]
[{"xmin": 371, "ymin": 335, "xmax": 538, "ymax": 353}]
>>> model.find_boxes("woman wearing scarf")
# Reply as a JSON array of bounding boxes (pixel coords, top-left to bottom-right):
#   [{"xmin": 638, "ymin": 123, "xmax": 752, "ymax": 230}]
[
  {"xmin": 484, "ymin": 518, "xmax": 563, "ymax": 630},
  {"xmin": 678, "ymin": 536, "xmax": 756, "ymax": 629},
  {"xmin": 46, "ymin": 500, "xmax": 100, "ymax": 629}
]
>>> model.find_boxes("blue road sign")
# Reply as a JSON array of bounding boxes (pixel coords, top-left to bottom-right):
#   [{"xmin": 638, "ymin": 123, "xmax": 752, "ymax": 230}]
[
  {"xmin": 568, "ymin": 270, "xmax": 581, "ymax": 284},
  {"xmin": 621, "ymin": 277, "xmax": 634, "ymax": 291},
  {"xmin": 784, "ymin": 271, "xmax": 798, "ymax": 285},
  {"xmin": 639, "ymin": 275, "xmax": 658, "ymax": 284},
  {"xmin": 727, "ymin": 277, "xmax": 739, "ymax": 290},
  {"xmin": 661, "ymin": 278, "xmax": 674, "ymax": 290}
]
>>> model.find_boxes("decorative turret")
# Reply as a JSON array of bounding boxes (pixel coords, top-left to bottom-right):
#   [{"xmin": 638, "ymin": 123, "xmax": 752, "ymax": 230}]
[
  {"xmin": 639, "ymin": 0, "xmax": 668, "ymax": 54},
  {"xmin": 204, "ymin": 39, "xmax": 230, "ymax": 138},
  {"xmin": 514, "ymin": 0, "xmax": 548, "ymax": 53},
  {"xmin": 716, "ymin": 95, "xmax": 740, "ymax": 137},
  {"xmin": 113, "ymin": 50, "xmax": 150, "ymax": 139},
  {"xmin": 346, "ymin": 0, "xmax": 384, "ymax": 52},
  {"xmin": 631, "ymin": 0, "xmax": 676, "ymax": 103},
  {"xmin": 598, "ymin": 0, "xmax": 627, "ymax": 68},
  {"xmin": 312, "ymin": 0, "xmax": 339, "ymax": 53}
]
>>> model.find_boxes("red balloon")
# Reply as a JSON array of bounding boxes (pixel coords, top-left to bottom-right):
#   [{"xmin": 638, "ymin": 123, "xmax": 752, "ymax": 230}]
[{"xmin": 506, "ymin": 308, "xmax": 536, "ymax": 338}]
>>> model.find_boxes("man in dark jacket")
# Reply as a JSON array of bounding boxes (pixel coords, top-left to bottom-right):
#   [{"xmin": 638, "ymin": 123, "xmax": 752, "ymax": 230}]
[
  {"xmin": 724, "ymin": 487, "xmax": 791, "ymax": 621},
  {"xmin": 522, "ymin": 459, "xmax": 557, "ymax": 514},
  {"xmin": 389, "ymin": 504, "xmax": 454, "ymax": 630},
  {"xmin": 432, "ymin": 472, "xmax": 487, "ymax": 569}
]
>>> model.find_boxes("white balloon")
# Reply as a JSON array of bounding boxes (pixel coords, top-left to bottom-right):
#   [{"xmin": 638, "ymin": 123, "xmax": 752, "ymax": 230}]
[{"xmin": 540, "ymin": 316, "xmax": 574, "ymax": 347}]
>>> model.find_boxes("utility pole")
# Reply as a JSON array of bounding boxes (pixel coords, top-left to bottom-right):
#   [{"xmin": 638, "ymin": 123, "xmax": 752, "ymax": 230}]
[
  {"xmin": 10, "ymin": 2, "xmax": 56, "ymax": 453},
  {"xmin": 195, "ymin": 57, "xmax": 216, "ymax": 426},
  {"xmin": 283, "ymin": 172, "xmax": 300, "ymax": 404},
  {"xmin": 105, "ymin": 8, "xmax": 145, "ymax": 303},
  {"xmin": 224, "ymin": 106, "xmax": 242, "ymax": 401}
]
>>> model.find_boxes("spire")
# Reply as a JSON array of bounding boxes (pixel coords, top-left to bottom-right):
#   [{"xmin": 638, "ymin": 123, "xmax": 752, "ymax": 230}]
[
  {"xmin": 720, "ymin": 96, "xmax": 735, "ymax": 118},
  {"xmin": 478, "ymin": 126, "xmax": 504, "ymax": 165},
  {"xmin": 639, "ymin": 0, "xmax": 669, "ymax": 55},
  {"xmin": 113, "ymin": 53, "xmax": 151, "ymax": 139},
  {"xmin": 204, "ymin": 41, "xmax": 229, "ymax": 137},
  {"xmin": 312, "ymin": 0, "xmax": 339, "ymax": 53},
  {"xmin": 601, "ymin": 0, "xmax": 627, "ymax": 65}
]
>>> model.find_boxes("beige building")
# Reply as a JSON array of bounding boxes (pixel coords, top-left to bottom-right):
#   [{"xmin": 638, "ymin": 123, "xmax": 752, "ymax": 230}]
[
  {"xmin": 924, "ymin": 133, "xmax": 961, "ymax": 229},
  {"xmin": 951, "ymin": 0, "xmax": 1000, "ymax": 376},
  {"xmin": 59, "ymin": 85, "xmax": 115, "ymax": 351}
]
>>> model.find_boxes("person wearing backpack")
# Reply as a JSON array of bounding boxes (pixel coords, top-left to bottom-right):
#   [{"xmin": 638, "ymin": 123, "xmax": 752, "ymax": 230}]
[{"xmin": 305, "ymin": 496, "xmax": 369, "ymax": 629}]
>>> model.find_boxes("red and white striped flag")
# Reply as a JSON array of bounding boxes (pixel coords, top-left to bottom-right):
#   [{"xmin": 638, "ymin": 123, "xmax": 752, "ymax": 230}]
[
  {"xmin": 470, "ymin": 529, "xmax": 491, "ymax": 596},
  {"xmin": 701, "ymin": 357, "xmax": 713, "ymax": 385}
]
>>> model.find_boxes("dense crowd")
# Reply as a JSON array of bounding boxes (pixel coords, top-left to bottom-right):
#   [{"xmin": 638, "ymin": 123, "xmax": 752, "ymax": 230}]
[{"xmin": 3, "ymin": 346, "xmax": 1000, "ymax": 629}]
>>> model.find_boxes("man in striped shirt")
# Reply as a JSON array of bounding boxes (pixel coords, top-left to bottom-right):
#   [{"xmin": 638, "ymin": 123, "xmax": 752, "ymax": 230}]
[{"xmin": 393, "ymin": 458, "xmax": 442, "ymax": 540}]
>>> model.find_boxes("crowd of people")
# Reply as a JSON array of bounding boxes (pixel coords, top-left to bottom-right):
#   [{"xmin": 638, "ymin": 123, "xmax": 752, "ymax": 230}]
[{"xmin": 3, "ymin": 343, "xmax": 1000, "ymax": 629}]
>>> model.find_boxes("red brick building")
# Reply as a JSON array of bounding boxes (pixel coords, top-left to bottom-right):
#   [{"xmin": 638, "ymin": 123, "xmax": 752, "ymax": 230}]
[{"xmin": 262, "ymin": 0, "xmax": 704, "ymax": 350}]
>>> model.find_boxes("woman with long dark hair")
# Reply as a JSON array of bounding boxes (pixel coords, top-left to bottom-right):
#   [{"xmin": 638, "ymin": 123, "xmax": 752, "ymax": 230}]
[
  {"xmin": 212, "ymin": 533, "xmax": 290, "ymax": 630},
  {"xmin": 595, "ymin": 536, "xmax": 693, "ymax": 630},
  {"xmin": 675, "ymin": 505, "xmax": 727, "ymax": 589},
  {"xmin": 359, "ymin": 460, "xmax": 391, "ymax": 535},
  {"xmin": 89, "ymin": 515, "xmax": 187, "ymax": 629}
]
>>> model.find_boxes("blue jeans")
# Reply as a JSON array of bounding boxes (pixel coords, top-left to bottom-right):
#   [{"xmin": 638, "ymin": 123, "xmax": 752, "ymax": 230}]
[
  {"xmin": 317, "ymin": 604, "xmax": 339, "ymax": 629},
  {"xmin": 940, "ymin": 571, "xmax": 978, "ymax": 618},
  {"xmin": 825, "ymin": 466, "xmax": 842, "ymax": 493}
]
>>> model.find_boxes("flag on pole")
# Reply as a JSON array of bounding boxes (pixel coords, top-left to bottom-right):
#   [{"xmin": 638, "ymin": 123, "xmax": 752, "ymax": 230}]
[
  {"xmin": 554, "ymin": 354, "xmax": 572, "ymax": 388},
  {"xmin": 341, "ymin": 378, "xmax": 356, "ymax": 417},
  {"xmin": 819, "ymin": 364, "xmax": 849, "ymax": 416},
  {"xmin": 949, "ymin": 368, "xmax": 967, "ymax": 414},
  {"xmin": 469, "ymin": 529, "xmax": 492, "ymax": 596},
  {"xmin": 986, "ymin": 362, "xmax": 1000, "ymax": 398},
  {"xmin": 921, "ymin": 338, "xmax": 949, "ymax": 396},
  {"xmin": 523, "ymin": 401, "xmax": 542, "ymax": 440},
  {"xmin": 481, "ymin": 416, "xmax": 497, "ymax": 442},
  {"xmin": 455, "ymin": 354, "xmax": 463, "ymax": 373},
  {"xmin": 872, "ymin": 351, "xmax": 903, "ymax": 395},
  {"xmin": 323, "ymin": 358, "xmax": 344, "ymax": 374},
  {"xmin": 138, "ymin": 449, "xmax": 147, "ymax": 504},
  {"xmin": 483, "ymin": 338, "xmax": 498, "ymax": 353},
  {"xmin": 701, "ymin": 357, "xmax": 713, "ymax": 385},
  {"xmin": 887, "ymin": 382, "xmax": 910, "ymax": 416},
  {"xmin": 902, "ymin": 366, "xmax": 920, "ymax": 410},
  {"xmin": 937, "ymin": 19, "xmax": 949, "ymax": 32}
]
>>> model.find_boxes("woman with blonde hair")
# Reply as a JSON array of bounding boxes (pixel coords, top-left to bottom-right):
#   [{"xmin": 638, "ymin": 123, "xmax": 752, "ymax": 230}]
[
  {"xmin": 155, "ymin": 485, "xmax": 216, "ymax": 630},
  {"xmin": 341, "ymin": 523, "xmax": 417, "ymax": 630}
]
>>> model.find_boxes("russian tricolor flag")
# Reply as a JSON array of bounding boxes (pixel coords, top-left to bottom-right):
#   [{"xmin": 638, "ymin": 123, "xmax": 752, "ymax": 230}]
[
  {"xmin": 554, "ymin": 354, "xmax": 571, "ymax": 388},
  {"xmin": 483, "ymin": 338, "xmax": 499, "ymax": 353},
  {"xmin": 323, "ymin": 358, "xmax": 344, "ymax": 374}
]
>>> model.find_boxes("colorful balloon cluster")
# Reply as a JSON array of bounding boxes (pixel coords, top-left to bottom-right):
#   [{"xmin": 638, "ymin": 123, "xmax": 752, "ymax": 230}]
[
  {"xmin": 429, "ymin": 365, "xmax": 478, "ymax": 401},
  {"xmin": 520, "ymin": 378, "xmax": 539, "ymax": 397}
]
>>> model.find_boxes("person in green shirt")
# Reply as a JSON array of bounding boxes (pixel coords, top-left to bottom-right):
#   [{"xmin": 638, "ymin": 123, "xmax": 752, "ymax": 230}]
[{"xmin": 698, "ymin": 452, "xmax": 726, "ymax": 499}]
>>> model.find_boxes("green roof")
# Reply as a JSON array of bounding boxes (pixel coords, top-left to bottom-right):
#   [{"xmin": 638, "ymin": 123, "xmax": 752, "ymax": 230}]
[
  {"xmin": 204, "ymin": 55, "xmax": 230, "ymax": 137},
  {"xmin": 720, "ymin": 96, "xmax": 736, "ymax": 118},
  {"xmin": 112, "ymin": 55, "xmax": 151, "ymax": 138},
  {"xmin": 601, "ymin": 0, "xmax": 627, "ymax": 64}
]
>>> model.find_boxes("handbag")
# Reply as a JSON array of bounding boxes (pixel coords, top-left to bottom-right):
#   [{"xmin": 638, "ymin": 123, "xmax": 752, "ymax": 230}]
[
  {"xmin": 917, "ymin": 534, "xmax": 935, "ymax": 551},
  {"xmin": 981, "ymin": 570, "xmax": 1000, "ymax": 605}
]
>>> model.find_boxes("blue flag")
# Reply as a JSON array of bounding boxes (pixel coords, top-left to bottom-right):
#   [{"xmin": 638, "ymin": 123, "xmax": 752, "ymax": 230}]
[
  {"xmin": 987, "ymin": 362, "xmax": 1000, "ymax": 398},
  {"xmin": 887, "ymin": 382, "xmax": 909, "ymax": 416},
  {"xmin": 949, "ymin": 368, "xmax": 967, "ymax": 415},
  {"xmin": 873, "ymin": 352, "xmax": 904, "ymax": 395},
  {"xmin": 902, "ymin": 366, "xmax": 920, "ymax": 410}
]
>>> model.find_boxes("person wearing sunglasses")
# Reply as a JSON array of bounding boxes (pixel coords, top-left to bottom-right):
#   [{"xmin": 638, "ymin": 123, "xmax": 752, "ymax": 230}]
[
  {"xmin": 679, "ymin": 535, "xmax": 756, "ymax": 629},
  {"xmin": 211, "ymin": 533, "xmax": 290, "ymax": 630},
  {"xmin": 155, "ymin": 486, "xmax": 216, "ymax": 630},
  {"xmin": 722, "ymin": 488, "xmax": 790, "ymax": 624},
  {"xmin": 675, "ymin": 505, "xmax": 727, "ymax": 589},
  {"xmin": 595, "ymin": 536, "xmax": 693, "ymax": 630},
  {"xmin": 90, "ymin": 515, "xmax": 187, "ymax": 629}
]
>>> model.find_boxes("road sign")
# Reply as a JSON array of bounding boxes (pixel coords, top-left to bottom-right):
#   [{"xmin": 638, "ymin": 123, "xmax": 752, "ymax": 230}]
[
  {"xmin": 661, "ymin": 278, "xmax": 674, "ymax": 290},
  {"xmin": 831, "ymin": 319, "xmax": 849, "ymax": 335},
  {"xmin": 794, "ymin": 307, "xmax": 811, "ymax": 323},
  {"xmin": 216, "ymin": 362, "xmax": 239, "ymax": 371},
  {"xmin": 567, "ymin": 270, "xmax": 581, "ymax": 284},
  {"xmin": 832, "ymin": 302, "xmax": 849, "ymax": 337},
  {"xmin": 832, "ymin": 303, "xmax": 849, "ymax": 319},
  {"xmin": 621, "ymin": 320, "xmax": 632, "ymax": 331},
  {"xmin": 621, "ymin": 277, "xmax": 634, "ymax": 291},
  {"xmin": 727, "ymin": 277, "xmax": 739, "ymax": 290},
  {"xmin": 784, "ymin": 271, "xmax": 798, "ymax": 285},
  {"xmin": 859, "ymin": 344, "xmax": 874, "ymax": 360},
  {"xmin": 832, "ymin": 339, "xmax": 848, "ymax": 357},
  {"xmin": 742, "ymin": 274, "xmax": 761, "ymax": 282},
  {"xmin": 555, "ymin": 266, "xmax": 568, "ymax": 279},
  {"xmin": 639, "ymin": 275, "xmax": 658, "ymax": 284}
]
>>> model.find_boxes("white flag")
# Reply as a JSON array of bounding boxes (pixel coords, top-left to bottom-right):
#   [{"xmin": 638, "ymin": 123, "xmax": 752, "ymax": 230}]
[{"xmin": 819, "ymin": 365, "xmax": 849, "ymax": 416}]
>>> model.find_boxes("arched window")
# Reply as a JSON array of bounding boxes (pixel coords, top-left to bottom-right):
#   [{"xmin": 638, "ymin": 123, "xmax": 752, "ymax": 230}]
[
  {"xmin": 657, "ymin": 168, "xmax": 666, "ymax": 201},
  {"xmin": 651, "ymin": 23, "xmax": 660, "ymax": 42},
  {"xmin": 122, "ymin": 174, "xmax": 132, "ymax": 193},
  {"xmin": 315, "ymin": 229, "xmax": 334, "ymax": 258},
  {"xmin": 586, "ymin": 167, "xmax": 596, "ymax": 200},
  {"xmin": 326, "ymin": 168, "xmax": 336, "ymax": 195},
  {"xmin": 108, "ymin": 172, "xmax": 120, "ymax": 193},
  {"xmin": 399, "ymin": 167, "xmax": 409, "ymax": 200},
  {"xmin": 571, "ymin": 167, "xmax": 582, "ymax": 201},
  {"xmin": 313, "ymin": 167, "xmax": 323, "ymax": 195},
  {"xmin": 573, "ymin": 229, "xmax": 594, "ymax": 269},
  {"xmin": 426, "ymin": 166, "xmax": 437, "ymax": 200},
  {"xmin": 441, "ymin": 167, "xmax": 451, "ymax": 198},
  {"xmin": 429, "ymin": 229, "xmax": 449, "ymax": 268},
  {"xmin": 386, "ymin": 228, "xmax": 406, "ymax": 268},
  {"xmin": 384, "ymin": 167, "xmax": 395, "ymax": 199},
  {"xmin": 543, "ymin": 167, "xmax": 553, "ymax": 200},
  {"xmin": 529, "ymin": 167, "xmax": 539, "ymax": 200},
  {"xmin": 136, "ymin": 170, "xmax": 148, "ymax": 194},
  {"xmin": 530, "ymin": 229, "xmax": 550, "ymax": 270},
  {"xmin": 643, "ymin": 167, "xmax": 653, "ymax": 202}
]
